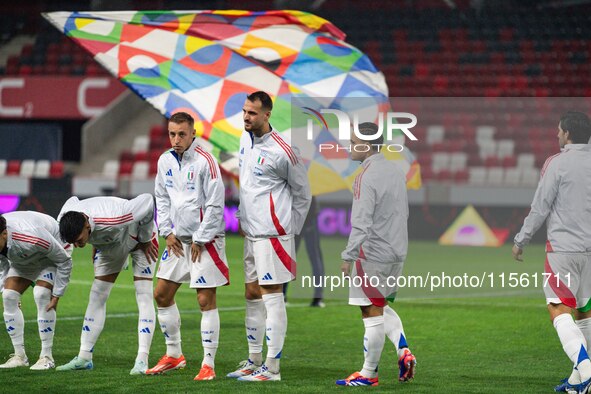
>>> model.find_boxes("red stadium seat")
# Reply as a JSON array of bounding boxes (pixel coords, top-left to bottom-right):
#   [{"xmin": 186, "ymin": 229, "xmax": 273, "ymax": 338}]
[
  {"xmin": 436, "ymin": 169, "xmax": 452, "ymax": 181},
  {"xmin": 7, "ymin": 56, "xmax": 19, "ymax": 69},
  {"xmin": 119, "ymin": 161, "xmax": 133, "ymax": 175},
  {"xmin": 58, "ymin": 65, "xmax": 71, "ymax": 75},
  {"xmin": 150, "ymin": 150, "xmax": 163, "ymax": 163},
  {"xmin": 7, "ymin": 160, "xmax": 20, "ymax": 176},
  {"xmin": 454, "ymin": 170, "xmax": 469, "ymax": 183},
  {"xmin": 484, "ymin": 157, "xmax": 500, "ymax": 167},
  {"xmin": 120, "ymin": 150, "xmax": 134, "ymax": 162},
  {"xmin": 150, "ymin": 124, "xmax": 165, "ymax": 139},
  {"xmin": 134, "ymin": 151, "xmax": 148, "ymax": 161},
  {"xmin": 149, "ymin": 160, "xmax": 159, "ymax": 176},
  {"xmin": 502, "ymin": 156, "xmax": 517, "ymax": 168},
  {"xmin": 18, "ymin": 65, "xmax": 32, "ymax": 75},
  {"xmin": 420, "ymin": 167, "xmax": 434, "ymax": 181},
  {"xmin": 49, "ymin": 161, "xmax": 64, "ymax": 177},
  {"xmin": 44, "ymin": 64, "xmax": 58, "ymax": 74}
]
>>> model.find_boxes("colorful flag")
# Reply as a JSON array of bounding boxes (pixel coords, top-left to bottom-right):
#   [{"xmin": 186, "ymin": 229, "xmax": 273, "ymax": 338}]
[{"xmin": 44, "ymin": 10, "xmax": 421, "ymax": 193}]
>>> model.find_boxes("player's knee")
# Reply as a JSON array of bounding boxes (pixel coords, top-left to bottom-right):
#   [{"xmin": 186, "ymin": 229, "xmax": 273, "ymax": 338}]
[
  {"xmin": 33, "ymin": 285, "xmax": 51, "ymax": 303},
  {"xmin": 360, "ymin": 305, "xmax": 371, "ymax": 318},
  {"xmin": 153, "ymin": 289, "xmax": 173, "ymax": 307},
  {"xmin": 2, "ymin": 289, "xmax": 20, "ymax": 310},
  {"xmin": 260, "ymin": 284, "xmax": 283, "ymax": 294},
  {"xmin": 245, "ymin": 285, "xmax": 261, "ymax": 300},
  {"xmin": 134, "ymin": 279, "xmax": 152, "ymax": 295},
  {"xmin": 90, "ymin": 280, "xmax": 114, "ymax": 304},
  {"xmin": 197, "ymin": 292, "xmax": 216, "ymax": 311},
  {"xmin": 360, "ymin": 305, "xmax": 383, "ymax": 319},
  {"xmin": 547, "ymin": 302, "xmax": 570, "ymax": 322}
]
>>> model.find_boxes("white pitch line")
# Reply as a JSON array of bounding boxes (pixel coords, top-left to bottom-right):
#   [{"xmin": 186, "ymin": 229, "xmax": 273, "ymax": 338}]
[
  {"xmin": 396, "ymin": 289, "xmax": 541, "ymax": 299},
  {"xmin": 67, "ymin": 279, "xmax": 244, "ymax": 296},
  {"xmin": 23, "ymin": 302, "xmax": 332, "ymax": 324},
  {"xmin": 23, "ymin": 288, "xmax": 545, "ymax": 324},
  {"xmin": 69, "ymin": 280, "xmax": 541, "ymax": 299}
]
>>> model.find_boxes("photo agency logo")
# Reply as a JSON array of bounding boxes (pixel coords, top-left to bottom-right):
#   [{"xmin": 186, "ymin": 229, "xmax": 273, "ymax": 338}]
[{"xmin": 303, "ymin": 107, "xmax": 419, "ymax": 153}]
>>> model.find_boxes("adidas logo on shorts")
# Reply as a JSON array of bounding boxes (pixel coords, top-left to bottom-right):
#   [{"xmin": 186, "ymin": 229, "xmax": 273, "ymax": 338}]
[{"xmin": 262, "ymin": 273, "xmax": 273, "ymax": 281}]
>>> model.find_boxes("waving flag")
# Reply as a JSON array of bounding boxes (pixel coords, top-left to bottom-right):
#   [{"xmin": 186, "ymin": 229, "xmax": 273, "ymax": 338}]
[{"xmin": 43, "ymin": 10, "xmax": 421, "ymax": 193}]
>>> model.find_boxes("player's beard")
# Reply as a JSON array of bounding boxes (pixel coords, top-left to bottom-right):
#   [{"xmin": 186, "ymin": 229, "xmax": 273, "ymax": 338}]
[{"xmin": 247, "ymin": 121, "xmax": 267, "ymax": 138}]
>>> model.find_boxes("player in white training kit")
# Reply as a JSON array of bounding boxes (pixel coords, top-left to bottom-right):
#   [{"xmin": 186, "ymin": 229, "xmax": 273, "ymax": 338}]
[
  {"xmin": 55, "ymin": 194, "xmax": 159, "ymax": 374},
  {"xmin": 513, "ymin": 112, "xmax": 591, "ymax": 394},
  {"xmin": 146, "ymin": 112, "xmax": 229, "ymax": 380},
  {"xmin": 227, "ymin": 91, "xmax": 311, "ymax": 382},
  {"xmin": 336, "ymin": 123, "xmax": 416, "ymax": 387},
  {"xmin": 0, "ymin": 211, "xmax": 72, "ymax": 370}
]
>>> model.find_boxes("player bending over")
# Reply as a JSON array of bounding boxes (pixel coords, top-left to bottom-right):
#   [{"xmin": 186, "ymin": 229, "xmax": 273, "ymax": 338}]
[
  {"xmin": 0, "ymin": 211, "xmax": 72, "ymax": 370},
  {"xmin": 56, "ymin": 194, "xmax": 159, "ymax": 375}
]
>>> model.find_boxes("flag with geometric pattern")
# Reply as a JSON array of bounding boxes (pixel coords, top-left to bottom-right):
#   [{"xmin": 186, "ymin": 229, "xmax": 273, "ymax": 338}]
[{"xmin": 44, "ymin": 10, "xmax": 421, "ymax": 194}]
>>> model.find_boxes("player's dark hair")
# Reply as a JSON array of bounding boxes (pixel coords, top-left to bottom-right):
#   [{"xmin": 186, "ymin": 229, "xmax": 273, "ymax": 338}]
[
  {"xmin": 246, "ymin": 91, "xmax": 273, "ymax": 111},
  {"xmin": 357, "ymin": 122, "xmax": 384, "ymax": 148},
  {"xmin": 560, "ymin": 111, "xmax": 591, "ymax": 144},
  {"xmin": 0, "ymin": 215, "xmax": 5, "ymax": 233},
  {"xmin": 59, "ymin": 211, "xmax": 87, "ymax": 243},
  {"xmin": 169, "ymin": 112, "xmax": 195, "ymax": 129}
]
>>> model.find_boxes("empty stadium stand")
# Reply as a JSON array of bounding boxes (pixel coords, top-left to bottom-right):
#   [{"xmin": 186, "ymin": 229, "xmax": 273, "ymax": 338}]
[{"xmin": 1, "ymin": 0, "xmax": 590, "ymax": 189}]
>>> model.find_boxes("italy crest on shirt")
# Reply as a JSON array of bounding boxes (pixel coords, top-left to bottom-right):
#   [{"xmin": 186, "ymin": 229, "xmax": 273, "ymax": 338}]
[
  {"xmin": 258, "ymin": 150, "xmax": 269, "ymax": 165},
  {"xmin": 187, "ymin": 166, "xmax": 196, "ymax": 190}
]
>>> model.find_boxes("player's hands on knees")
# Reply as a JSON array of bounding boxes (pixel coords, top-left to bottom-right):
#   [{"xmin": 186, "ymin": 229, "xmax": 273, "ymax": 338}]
[
  {"xmin": 139, "ymin": 240, "xmax": 159, "ymax": 263},
  {"xmin": 341, "ymin": 261, "xmax": 351, "ymax": 277},
  {"xmin": 191, "ymin": 243, "xmax": 203, "ymax": 263},
  {"xmin": 166, "ymin": 234, "xmax": 184, "ymax": 257},
  {"xmin": 46, "ymin": 296, "xmax": 59, "ymax": 312},
  {"xmin": 512, "ymin": 244, "xmax": 523, "ymax": 262}
]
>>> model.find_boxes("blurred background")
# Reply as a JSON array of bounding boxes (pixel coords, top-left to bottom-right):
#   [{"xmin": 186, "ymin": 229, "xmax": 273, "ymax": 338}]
[{"xmin": 2, "ymin": 0, "xmax": 591, "ymax": 244}]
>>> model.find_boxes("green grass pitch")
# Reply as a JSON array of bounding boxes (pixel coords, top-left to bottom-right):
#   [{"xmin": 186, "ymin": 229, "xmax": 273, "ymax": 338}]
[{"xmin": 0, "ymin": 236, "xmax": 569, "ymax": 392}]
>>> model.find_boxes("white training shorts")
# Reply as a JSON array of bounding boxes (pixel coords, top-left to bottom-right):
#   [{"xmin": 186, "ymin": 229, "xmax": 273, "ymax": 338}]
[
  {"xmin": 92, "ymin": 224, "xmax": 158, "ymax": 278},
  {"xmin": 244, "ymin": 235, "xmax": 296, "ymax": 285},
  {"xmin": 348, "ymin": 258, "xmax": 404, "ymax": 307},
  {"xmin": 156, "ymin": 237, "xmax": 229, "ymax": 288},
  {"xmin": 544, "ymin": 252, "xmax": 591, "ymax": 311},
  {"xmin": 6, "ymin": 264, "xmax": 56, "ymax": 286},
  {"xmin": 4, "ymin": 244, "xmax": 72, "ymax": 287}
]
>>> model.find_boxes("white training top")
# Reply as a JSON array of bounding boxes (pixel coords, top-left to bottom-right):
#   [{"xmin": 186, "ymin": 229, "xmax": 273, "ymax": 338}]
[
  {"xmin": 341, "ymin": 153, "xmax": 409, "ymax": 264},
  {"xmin": 515, "ymin": 143, "xmax": 591, "ymax": 253},
  {"xmin": 58, "ymin": 194, "xmax": 155, "ymax": 246},
  {"xmin": 238, "ymin": 129, "xmax": 311, "ymax": 238},
  {"xmin": 1, "ymin": 211, "xmax": 72, "ymax": 297},
  {"xmin": 155, "ymin": 138, "xmax": 225, "ymax": 244}
]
